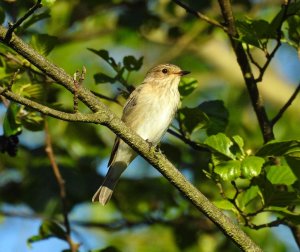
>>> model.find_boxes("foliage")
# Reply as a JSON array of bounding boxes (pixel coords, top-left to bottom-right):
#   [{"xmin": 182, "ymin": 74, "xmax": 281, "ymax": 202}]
[{"xmin": 0, "ymin": 0, "xmax": 300, "ymax": 252}]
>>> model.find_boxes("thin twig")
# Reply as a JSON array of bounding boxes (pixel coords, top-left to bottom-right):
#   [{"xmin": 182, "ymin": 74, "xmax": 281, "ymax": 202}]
[
  {"xmin": 44, "ymin": 120, "xmax": 79, "ymax": 252},
  {"xmin": 5, "ymin": 0, "xmax": 42, "ymax": 41},
  {"xmin": 172, "ymin": 0, "xmax": 226, "ymax": 31},
  {"xmin": 246, "ymin": 45, "xmax": 262, "ymax": 71},
  {"xmin": 167, "ymin": 128, "xmax": 210, "ymax": 152},
  {"xmin": 256, "ymin": 0, "xmax": 291, "ymax": 82},
  {"xmin": 91, "ymin": 90, "xmax": 122, "ymax": 106},
  {"xmin": 271, "ymin": 83, "xmax": 300, "ymax": 126}
]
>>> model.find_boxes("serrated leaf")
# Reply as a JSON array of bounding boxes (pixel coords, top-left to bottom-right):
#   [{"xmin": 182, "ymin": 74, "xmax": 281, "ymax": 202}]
[
  {"xmin": 256, "ymin": 140, "xmax": 300, "ymax": 157},
  {"xmin": 178, "ymin": 78, "xmax": 198, "ymax": 97},
  {"xmin": 266, "ymin": 165, "xmax": 297, "ymax": 186},
  {"xmin": 241, "ymin": 156, "xmax": 265, "ymax": 179},
  {"xmin": 123, "ymin": 55, "xmax": 143, "ymax": 71},
  {"xmin": 214, "ymin": 160, "xmax": 241, "ymax": 181},
  {"xmin": 178, "ymin": 107, "xmax": 209, "ymax": 135},
  {"xmin": 204, "ymin": 133, "xmax": 235, "ymax": 160},
  {"xmin": 94, "ymin": 73, "xmax": 115, "ymax": 84},
  {"xmin": 198, "ymin": 100, "xmax": 229, "ymax": 135},
  {"xmin": 30, "ymin": 34, "xmax": 58, "ymax": 56},
  {"xmin": 3, "ymin": 102, "xmax": 22, "ymax": 136}
]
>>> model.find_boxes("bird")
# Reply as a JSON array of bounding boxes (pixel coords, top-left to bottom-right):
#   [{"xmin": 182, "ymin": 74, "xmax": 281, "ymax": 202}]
[{"xmin": 92, "ymin": 63, "xmax": 190, "ymax": 205}]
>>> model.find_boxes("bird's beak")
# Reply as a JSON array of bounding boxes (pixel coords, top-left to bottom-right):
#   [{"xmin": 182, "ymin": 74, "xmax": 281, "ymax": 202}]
[{"xmin": 178, "ymin": 70, "xmax": 190, "ymax": 76}]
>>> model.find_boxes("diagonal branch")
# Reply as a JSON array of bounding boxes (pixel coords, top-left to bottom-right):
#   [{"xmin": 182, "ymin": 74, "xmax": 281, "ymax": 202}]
[
  {"xmin": 172, "ymin": 0, "xmax": 226, "ymax": 31},
  {"xmin": 217, "ymin": 0, "xmax": 274, "ymax": 143},
  {"xmin": 0, "ymin": 25, "xmax": 262, "ymax": 252},
  {"xmin": 271, "ymin": 83, "xmax": 300, "ymax": 126},
  {"xmin": 5, "ymin": 0, "xmax": 42, "ymax": 41}
]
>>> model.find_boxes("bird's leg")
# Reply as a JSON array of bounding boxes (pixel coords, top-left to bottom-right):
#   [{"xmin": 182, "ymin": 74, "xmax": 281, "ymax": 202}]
[{"xmin": 145, "ymin": 139, "xmax": 161, "ymax": 153}]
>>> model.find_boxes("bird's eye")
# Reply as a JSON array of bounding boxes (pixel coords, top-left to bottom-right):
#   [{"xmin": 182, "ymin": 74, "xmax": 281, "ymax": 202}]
[{"xmin": 162, "ymin": 68, "xmax": 168, "ymax": 74}]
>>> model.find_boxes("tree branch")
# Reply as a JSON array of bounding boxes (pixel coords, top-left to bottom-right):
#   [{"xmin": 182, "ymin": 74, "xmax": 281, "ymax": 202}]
[
  {"xmin": 271, "ymin": 83, "xmax": 300, "ymax": 126},
  {"xmin": 5, "ymin": 0, "xmax": 42, "ymax": 41},
  {"xmin": 217, "ymin": 0, "xmax": 274, "ymax": 143},
  {"xmin": 0, "ymin": 25, "xmax": 262, "ymax": 251},
  {"xmin": 171, "ymin": 0, "xmax": 226, "ymax": 31},
  {"xmin": 44, "ymin": 120, "xmax": 79, "ymax": 252}
]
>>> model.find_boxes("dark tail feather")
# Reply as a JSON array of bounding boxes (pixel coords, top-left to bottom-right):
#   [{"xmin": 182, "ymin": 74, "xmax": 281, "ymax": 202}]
[{"xmin": 92, "ymin": 161, "xmax": 127, "ymax": 205}]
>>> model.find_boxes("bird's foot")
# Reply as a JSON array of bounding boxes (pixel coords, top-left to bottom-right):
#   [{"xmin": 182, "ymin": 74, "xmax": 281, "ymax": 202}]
[{"xmin": 146, "ymin": 139, "xmax": 161, "ymax": 153}]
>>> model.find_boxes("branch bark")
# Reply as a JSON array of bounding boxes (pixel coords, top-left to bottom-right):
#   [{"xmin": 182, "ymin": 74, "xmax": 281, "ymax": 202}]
[
  {"xmin": 217, "ymin": 0, "xmax": 274, "ymax": 143},
  {"xmin": 0, "ymin": 25, "xmax": 262, "ymax": 251}
]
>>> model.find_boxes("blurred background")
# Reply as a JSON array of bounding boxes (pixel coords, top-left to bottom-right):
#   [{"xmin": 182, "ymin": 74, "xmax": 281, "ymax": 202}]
[{"xmin": 0, "ymin": 0, "xmax": 299, "ymax": 251}]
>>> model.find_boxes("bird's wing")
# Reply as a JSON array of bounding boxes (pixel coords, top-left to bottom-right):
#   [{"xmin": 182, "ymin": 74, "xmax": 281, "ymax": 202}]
[
  {"xmin": 107, "ymin": 137, "xmax": 120, "ymax": 167},
  {"xmin": 122, "ymin": 85, "xmax": 143, "ymax": 122},
  {"xmin": 107, "ymin": 86, "xmax": 143, "ymax": 167}
]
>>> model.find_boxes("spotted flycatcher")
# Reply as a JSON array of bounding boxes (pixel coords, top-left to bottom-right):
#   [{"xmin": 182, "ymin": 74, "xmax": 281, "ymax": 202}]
[{"xmin": 92, "ymin": 63, "xmax": 190, "ymax": 205}]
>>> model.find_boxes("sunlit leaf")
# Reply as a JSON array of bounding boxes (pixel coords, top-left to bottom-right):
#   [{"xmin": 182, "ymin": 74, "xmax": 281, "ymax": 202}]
[
  {"xmin": 204, "ymin": 133, "xmax": 235, "ymax": 160},
  {"xmin": 178, "ymin": 78, "xmax": 198, "ymax": 97},
  {"xmin": 214, "ymin": 160, "xmax": 241, "ymax": 181},
  {"xmin": 266, "ymin": 165, "xmax": 297, "ymax": 185},
  {"xmin": 213, "ymin": 199, "xmax": 236, "ymax": 211},
  {"xmin": 241, "ymin": 156, "xmax": 265, "ymax": 179}
]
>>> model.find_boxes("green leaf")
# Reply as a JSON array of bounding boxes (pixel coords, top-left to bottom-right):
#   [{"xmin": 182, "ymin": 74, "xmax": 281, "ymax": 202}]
[
  {"xmin": 266, "ymin": 165, "xmax": 297, "ymax": 186},
  {"xmin": 236, "ymin": 19, "xmax": 276, "ymax": 48},
  {"xmin": 213, "ymin": 199, "xmax": 236, "ymax": 211},
  {"xmin": 241, "ymin": 156, "xmax": 265, "ymax": 179},
  {"xmin": 256, "ymin": 140, "xmax": 300, "ymax": 157},
  {"xmin": 27, "ymin": 220, "xmax": 67, "ymax": 245},
  {"xmin": 178, "ymin": 107, "xmax": 209, "ymax": 135},
  {"xmin": 266, "ymin": 191, "xmax": 300, "ymax": 207},
  {"xmin": 21, "ymin": 111, "xmax": 45, "ymax": 131},
  {"xmin": 88, "ymin": 48, "xmax": 118, "ymax": 70},
  {"xmin": 198, "ymin": 100, "xmax": 229, "ymax": 135},
  {"xmin": 3, "ymin": 102, "xmax": 22, "ymax": 137},
  {"xmin": 42, "ymin": 0, "xmax": 57, "ymax": 7},
  {"xmin": 94, "ymin": 73, "xmax": 115, "ymax": 84},
  {"xmin": 214, "ymin": 160, "xmax": 241, "ymax": 181},
  {"xmin": 123, "ymin": 55, "xmax": 143, "ymax": 71},
  {"xmin": 178, "ymin": 78, "xmax": 198, "ymax": 97},
  {"xmin": 30, "ymin": 34, "xmax": 58, "ymax": 56},
  {"xmin": 204, "ymin": 133, "xmax": 235, "ymax": 160},
  {"xmin": 22, "ymin": 84, "xmax": 44, "ymax": 100},
  {"xmin": 237, "ymin": 185, "xmax": 262, "ymax": 211}
]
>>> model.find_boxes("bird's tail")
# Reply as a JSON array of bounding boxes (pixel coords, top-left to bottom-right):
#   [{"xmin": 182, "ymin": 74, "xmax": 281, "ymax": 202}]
[{"xmin": 92, "ymin": 162, "xmax": 127, "ymax": 205}]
